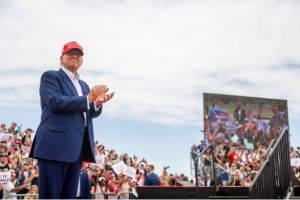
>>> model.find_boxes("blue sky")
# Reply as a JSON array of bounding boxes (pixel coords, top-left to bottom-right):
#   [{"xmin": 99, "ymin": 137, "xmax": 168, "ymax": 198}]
[{"xmin": 1, "ymin": 0, "xmax": 300, "ymax": 177}]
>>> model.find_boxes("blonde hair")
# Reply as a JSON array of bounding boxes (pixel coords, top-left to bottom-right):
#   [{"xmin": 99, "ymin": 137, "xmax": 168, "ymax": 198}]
[{"xmin": 29, "ymin": 185, "xmax": 38, "ymax": 194}]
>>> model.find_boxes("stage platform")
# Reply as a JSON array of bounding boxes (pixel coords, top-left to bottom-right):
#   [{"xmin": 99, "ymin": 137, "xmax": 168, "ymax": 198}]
[{"xmin": 137, "ymin": 186, "xmax": 249, "ymax": 199}]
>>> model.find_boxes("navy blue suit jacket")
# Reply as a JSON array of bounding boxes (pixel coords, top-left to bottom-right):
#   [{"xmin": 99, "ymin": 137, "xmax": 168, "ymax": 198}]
[
  {"xmin": 144, "ymin": 173, "xmax": 160, "ymax": 186},
  {"xmin": 29, "ymin": 69, "xmax": 102, "ymax": 162},
  {"xmin": 80, "ymin": 170, "xmax": 92, "ymax": 199}
]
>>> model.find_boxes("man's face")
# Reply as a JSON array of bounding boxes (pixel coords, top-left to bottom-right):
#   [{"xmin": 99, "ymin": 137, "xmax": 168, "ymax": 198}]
[
  {"xmin": 60, "ymin": 49, "xmax": 83, "ymax": 71},
  {"xmin": 1, "ymin": 125, "xmax": 5, "ymax": 129},
  {"xmin": 146, "ymin": 166, "xmax": 151, "ymax": 173},
  {"xmin": 0, "ymin": 156, "xmax": 7, "ymax": 163},
  {"xmin": 0, "ymin": 147, "xmax": 6, "ymax": 153},
  {"xmin": 207, "ymin": 175, "xmax": 211, "ymax": 180}
]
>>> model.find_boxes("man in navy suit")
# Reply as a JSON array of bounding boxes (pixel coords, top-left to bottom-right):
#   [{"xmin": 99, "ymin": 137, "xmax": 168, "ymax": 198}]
[
  {"xmin": 204, "ymin": 174, "xmax": 215, "ymax": 186},
  {"xmin": 76, "ymin": 170, "xmax": 92, "ymax": 199},
  {"xmin": 144, "ymin": 165, "xmax": 160, "ymax": 186},
  {"xmin": 29, "ymin": 41, "xmax": 114, "ymax": 199}
]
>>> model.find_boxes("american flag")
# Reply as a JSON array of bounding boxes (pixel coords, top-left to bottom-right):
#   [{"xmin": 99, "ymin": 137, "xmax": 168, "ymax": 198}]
[
  {"xmin": 210, "ymin": 109, "xmax": 219, "ymax": 128},
  {"xmin": 257, "ymin": 103, "xmax": 266, "ymax": 114},
  {"xmin": 247, "ymin": 103, "xmax": 252, "ymax": 118}
]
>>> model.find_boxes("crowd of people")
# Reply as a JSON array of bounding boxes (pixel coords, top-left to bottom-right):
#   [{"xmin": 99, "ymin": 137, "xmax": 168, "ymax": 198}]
[
  {"xmin": 0, "ymin": 122, "xmax": 190, "ymax": 199},
  {"xmin": 192, "ymin": 140, "xmax": 300, "ymax": 187},
  {"xmin": 0, "ymin": 123, "xmax": 39, "ymax": 199}
]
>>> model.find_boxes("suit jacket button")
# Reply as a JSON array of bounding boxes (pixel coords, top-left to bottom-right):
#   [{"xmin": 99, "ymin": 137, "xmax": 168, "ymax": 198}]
[
  {"xmin": 81, "ymin": 132, "xmax": 84, "ymax": 135},
  {"xmin": 82, "ymin": 119, "xmax": 85, "ymax": 123}
]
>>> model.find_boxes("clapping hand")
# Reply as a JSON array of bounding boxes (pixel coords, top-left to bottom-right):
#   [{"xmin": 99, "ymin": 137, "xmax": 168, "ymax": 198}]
[
  {"xmin": 95, "ymin": 92, "xmax": 115, "ymax": 107},
  {"xmin": 88, "ymin": 85, "xmax": 108, "ymax": 103}
]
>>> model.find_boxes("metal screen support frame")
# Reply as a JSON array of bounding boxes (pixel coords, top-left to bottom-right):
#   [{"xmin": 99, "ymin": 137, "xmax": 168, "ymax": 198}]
[{"xmin": 194, "ymin": 144, "xmax": 216, "ymax": 199}]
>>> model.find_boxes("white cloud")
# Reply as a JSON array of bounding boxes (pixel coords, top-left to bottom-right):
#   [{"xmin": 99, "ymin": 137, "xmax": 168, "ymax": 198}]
[{"xmin": 1, "ymin": 0, "xmax": 300, "ymax": 125}]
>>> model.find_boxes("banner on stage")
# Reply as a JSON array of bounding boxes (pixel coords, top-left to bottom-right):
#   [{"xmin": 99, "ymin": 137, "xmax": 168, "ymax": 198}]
[
  {"xmin": 112, "ymin": 161, "xmax": 127, "ymax": 174},
  {"xmin": 291, "ymin": 158, "xmax": 300, "ymax": 166},
  {"xmin": 0, "ymin": 133, "xmax": 12, "ymax": 142},
  {"xmin": 0, "ymin": 172, "xmax": 11, "ymax": 186},
  {"xmin": 123, "ymin": 166, "xmax": 136, "ymax": 178}
]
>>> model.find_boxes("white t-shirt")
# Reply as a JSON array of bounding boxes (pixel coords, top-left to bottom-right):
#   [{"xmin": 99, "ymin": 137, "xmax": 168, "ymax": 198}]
[{"xmin": 3, "ymin": 182, "xmax": 16, "ymax": 199}]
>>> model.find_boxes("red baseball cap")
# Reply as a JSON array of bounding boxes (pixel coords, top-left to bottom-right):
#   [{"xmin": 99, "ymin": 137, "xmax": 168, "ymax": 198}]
[
  {"xmin": 1, "ymin": 123, "xmax": 5, "ymax": 127},
  {"xmin": 233, "ymin": 147, "xmax": 236, "ymax": 150},
  {"xmin": 244, "ymin": 162, "xmax": 248, "ymax": 165},
  {"xmin": 61, "ymin": 41, "xmax": 84, "ymax": 56}
]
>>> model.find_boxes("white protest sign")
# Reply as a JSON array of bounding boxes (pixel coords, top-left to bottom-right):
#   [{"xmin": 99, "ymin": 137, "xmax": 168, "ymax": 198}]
[
  {"xmin": 93, "ymin": 155, "xmax": 104, "ymax": 166},
  {"xmin": 291, "ymin": 158, "xmax": 300, "ymax": 166},
  {"xmin": 111, "ymin": 161, "xmax": 126, "ymax": 174},
  {"xmin": 122, "ymin": 166, "xmax": 136, "ymax": 178},
  {"xmin": 0, "ymin": 133, "xmax": 12, "ymax": 142},
  {"xmin": 0, "ymin": 172, "xmax": 11, "ymax": 186},
  {"xmin": 132, "ymin": 187, "xmax": 138, "ymax": 198}
]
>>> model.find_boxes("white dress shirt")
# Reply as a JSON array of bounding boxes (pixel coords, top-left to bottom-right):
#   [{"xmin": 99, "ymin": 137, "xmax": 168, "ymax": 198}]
[
  {"xmin": 61, "ymin": 67, "xmax": 101, "ymax": 127},
  {"xmin": 76, "ymin": 176, "xmax": 81, "ymax": 197},
  {"xmin": 206, "ymin": 179, "xmax": 211, "ymax": 186}
]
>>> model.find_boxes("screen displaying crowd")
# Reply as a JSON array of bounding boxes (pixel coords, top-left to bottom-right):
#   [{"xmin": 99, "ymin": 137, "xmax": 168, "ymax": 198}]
[
  {"xmin": 203, "ymin": 93, "xmax": 288, "ymax": 151},
  {"xmin": 0, "ymin": 122, "xmax": 194, "ymax": 199}
]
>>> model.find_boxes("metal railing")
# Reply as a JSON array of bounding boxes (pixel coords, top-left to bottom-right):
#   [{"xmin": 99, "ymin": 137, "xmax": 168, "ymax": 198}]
[
  {"xmin": 91, "ymin": 192, "xmax": 117, "ymax": 199},
  {"xmin": 263, "ymin": 139, "xmax": 275, "ymax": 160},
  {"xmin": 190, "ymin": 151, "xmax": 199, "ymax": 177},
  {"xmin": 249, "ymin": 128, "xmax": 291, "ymax": 199},
  {"xmin": 194, "ymin": 144, "xmax": 216, "ymax": 199},
  {"xmin": 3, "ymin": 194, "xmax": 39, "ymax": 199}
]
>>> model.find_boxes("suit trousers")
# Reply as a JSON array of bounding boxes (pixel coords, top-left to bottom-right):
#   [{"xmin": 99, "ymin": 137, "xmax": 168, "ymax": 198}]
[{"xmin": 38, "ymin": 127, "xmax": 92, "ymax": 199}]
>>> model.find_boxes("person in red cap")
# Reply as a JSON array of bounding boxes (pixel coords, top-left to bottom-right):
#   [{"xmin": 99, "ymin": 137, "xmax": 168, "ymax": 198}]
[
  {"xmin": 233, "ymin": 102, "xmax": 246, "ymax": 125},
  {"xmin": 29, "ymin": 41, "xmax": 115, "ymax": 199},
  {"xmin": 0, "ymin": 123, "xmax": 7, "ymax": 133},
  {"xmin": 228, "ymin": 147, "xmax": 238, "ymax": 164}
]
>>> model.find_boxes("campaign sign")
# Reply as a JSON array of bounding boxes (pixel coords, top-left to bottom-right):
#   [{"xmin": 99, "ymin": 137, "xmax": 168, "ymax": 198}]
[
  {"xmin": 123, "ymin": 166, "xmax": 136, "ymax": 178},
  {"xmin": 94, "ymin": 155, "xmax": 104, "ymax": 166},
  {"xmin": 0, "ymin": 172, "xmax": 11, "ymax": 186},
  {"xmin": 112, "ymin": 161, "xmax": 126, "ymax": 174},
  {"xmin": 291, "ymin": 158, "xmax": 300, "ymax": 167},
  {"xmin": 0, "ymin": 133, "xmax": 12, "ymax": 141}
]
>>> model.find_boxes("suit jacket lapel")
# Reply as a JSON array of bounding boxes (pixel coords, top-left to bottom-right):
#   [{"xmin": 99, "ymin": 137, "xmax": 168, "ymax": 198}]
[
  {"xmin": 79, "ymin": 80, "xmax": 89, "ymax": 96},
  {"xmin": 58, "ymin": 68, "xmax": 78, "ymax": 96}
]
